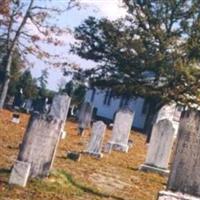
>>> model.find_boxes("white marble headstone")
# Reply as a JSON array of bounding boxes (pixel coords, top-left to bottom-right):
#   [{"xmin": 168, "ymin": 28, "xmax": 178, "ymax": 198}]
[
  {"xmin": 156, "ymin": 104, "xmax": 182, "ymax": 136},
  {"xmin": 86, "ymin": 121, "xmax": 106, "ymax": 157},
  {"xmin": 140, "ymin": 119, "xmax": 175, "ymax": 175},
  {"xmin": 108, "ymin": 108, "xmax": 134, "ymax": 152}
]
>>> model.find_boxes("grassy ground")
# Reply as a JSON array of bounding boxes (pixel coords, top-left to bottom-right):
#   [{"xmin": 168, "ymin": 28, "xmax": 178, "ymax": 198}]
[{"xmin": 0, "ymin": 109, "xmax": 166, "ymax": 200}]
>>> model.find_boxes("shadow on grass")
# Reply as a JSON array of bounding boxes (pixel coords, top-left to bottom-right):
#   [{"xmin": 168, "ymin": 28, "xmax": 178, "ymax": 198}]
[
  {"xmin": 58, "ymin": 170, "xmax": 126, "ymax": 200},
  {"xmin": 127, "ymin": 167, "xmax": 139, "ymax": 171},
  {"xmin": 0, "ymin": 168, "xmax": 10, "ymax": 184}
]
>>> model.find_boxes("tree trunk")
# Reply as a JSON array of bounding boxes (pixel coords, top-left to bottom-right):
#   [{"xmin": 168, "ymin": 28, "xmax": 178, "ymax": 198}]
[
  {"xmin": 0, "ymin": 53, "xmax": 13, "ymax": 109},
  {"xmin": 144, "ymin": 99, "xmax": 164, "ymax": 143}
]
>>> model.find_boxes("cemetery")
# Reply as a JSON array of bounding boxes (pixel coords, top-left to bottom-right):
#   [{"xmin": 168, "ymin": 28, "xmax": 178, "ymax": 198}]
[{"xmin": 1, "ymin": 1, "xmax": 200, "ymax": 200}]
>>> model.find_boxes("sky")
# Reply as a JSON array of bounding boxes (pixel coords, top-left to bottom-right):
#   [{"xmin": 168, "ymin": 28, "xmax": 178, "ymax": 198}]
[{"xmin": 30, "ymin": 0, "xmax": 127, "ymax": 91}]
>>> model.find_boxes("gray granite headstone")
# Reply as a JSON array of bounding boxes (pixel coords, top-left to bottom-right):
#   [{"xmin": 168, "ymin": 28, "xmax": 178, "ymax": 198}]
[
  {"xmin": 107, "ymin": 108, "xmax": 134, "ymax": 152},
  {"xmin": 86, "ymin": 121, "xmax": 106, "ymax": 157},
  {"xmin": 78, "ymin": 102, "xmax": 93, "ymax": 135},
  {"xmin": 49, "ymin": 94, "xmax": 71, "ymax": 139},
  {"xmin": 158, "ymin": 110, "xmax": 200, "ymax": 199},
  {"xmin": 9, "ymin": 160, "xmax": 31, "ymax": 187},
  {"xmin": 17, "ymin": 114, "xmax": 62, "ymax": 178},
  {"xmin": 140, "ymin": 119, "xmax": 175, "ymax": 175}
]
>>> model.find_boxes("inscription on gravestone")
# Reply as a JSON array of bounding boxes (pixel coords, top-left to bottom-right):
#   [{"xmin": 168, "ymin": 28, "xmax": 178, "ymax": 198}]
[
  {"xmin": 140, "ymin": 119, "xmax": 175, "ymax": 175},
  {"xmin": 17, "ymin": 114, "xmax": 62, "ymax": 178},
  {"xmin": 86, "ymin": 121, "xmax": 106, "ymax": 157},
  {"xmin": 158, "ymin": 110, "xmax": 200, "ymax": 199},
  {"xmin": 107, "ymin": 108, "xmax": 134, "ymax": 152},
  {"xmin": 78, "ymin": 102, "xmax": 93, "ymax": 135}
]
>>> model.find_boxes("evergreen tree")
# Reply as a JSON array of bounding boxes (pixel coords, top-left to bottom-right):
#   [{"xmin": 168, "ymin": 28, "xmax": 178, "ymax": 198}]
[{"xmin": 72, "ymin": 1, "xmax": 200, "ymax": 108}]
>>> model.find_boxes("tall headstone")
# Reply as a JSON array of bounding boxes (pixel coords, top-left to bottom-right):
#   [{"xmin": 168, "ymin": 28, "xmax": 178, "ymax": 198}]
[
  {"xmin": 49, "ymin": 94, "xmax": 71, "ymax": 139},
  {"xmin": 15, "ymin": 114, "xmax": 62, "ymax": 178},
  {"xmin": 86, "ymin": 121, "xmax": 106, "ymax": 158},
  {"xmin": 107, "ymin": 108, "xmax": 134, "ymax": 152},
  {"xmin": 158, "ymin": 110, "xmax": 200, "ymax": 199},
  {"xmin": 78, "ymin": 102, "xmax": 93, "ymax": 135},
  {"xmin": 140, "ymin": 119, "xmax": 175, "ymax": 175}
]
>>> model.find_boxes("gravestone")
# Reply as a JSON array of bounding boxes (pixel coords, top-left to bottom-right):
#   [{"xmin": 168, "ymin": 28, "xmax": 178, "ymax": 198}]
[
  {"xmin": 9, "ymin": 160, "xmax": 31, "ymax": 187},
  {"xmin": 86, "ymin": 121, "xmax": 106, "ymax": 158},
  {"xmin": 107, "ymin": 108, "xmax": 134, "ymax": 152},
  {"xmin": 158, "ymin": 110, "xmax": 200, "ymax": 199},
  {"xmin": 11, "ymin": 113, "xmax": 20, "ymax": 124},
  {"xmin": 78, "ymin": 102, "xmax": 93, "ymax": 135},
  {"xmin": 49, "ymin": 94, "xmax": 71, "ymax": 139},
  {"xmin": 17, "ymin": 114, "xmax": 62, "ymax": 178},
  {"xmin": 140, "ymin": 119, "xmax": 175, "ymax": 175},
  {"xmin": 156, "ymin": 104, "xmax": 182, "ymax": 136}
]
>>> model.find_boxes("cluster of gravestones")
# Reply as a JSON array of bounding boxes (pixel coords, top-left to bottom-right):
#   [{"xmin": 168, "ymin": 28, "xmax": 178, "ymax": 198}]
[{"xmin": 8, "ymin": 96, "xmax": 200, "ymax": 200}]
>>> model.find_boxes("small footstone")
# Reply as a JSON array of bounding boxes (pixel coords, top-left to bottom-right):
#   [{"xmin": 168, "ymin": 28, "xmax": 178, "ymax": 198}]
[
  {"xmin": 158, "ymin": 190, "xmax": 200, "ymax": 200},
  {"xmin": 9, "ymin": 160, "xmax": 31, "ymax": 187},
  {"xmin": 66, "ymin": 151, "xmax": 81, "ymax": 161},
  {"xmin": 12, "ymin": 113, "xmax": 20, "ymax": 124}
]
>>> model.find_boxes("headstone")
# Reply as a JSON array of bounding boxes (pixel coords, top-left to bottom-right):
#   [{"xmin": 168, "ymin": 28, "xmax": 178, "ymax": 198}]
[
  {"xmin": 11, "ymin": 113, "xmax": 20, "ymax": 124},
  {"xmin": 140, "ymin": 119, "xmax": 175, "ymax": 175},
  {"xmin": 24, "ymin": 99, "xmax": 33, "ymax": 113},
  {"xmin": 158, "ymin": 110, "xmax": 200, "ymax": 199},
  {"xmin": 49, "ymin": 94, "xmax": 71, "ymax": 139},
  {"xmin": 78, "ymin": 102, "xmax": 93, "ymax": 135},
  {"xmin": 107, "ymin": 108, "xmax": 134, "ymax": 152},
  {"xmin": 17, "ymin": 114, "xmax": 62, "ymax": 178},
  {"xmin": 85, "ymin": 121, "xmax": 106, "ymax": 158},
  {"xmin": 156, "ymin": 104, "xmax": 182, "ymax": 136},
  {"xmin": 9, "ymin": 160, "xmax": 31, "ymax": 187}
]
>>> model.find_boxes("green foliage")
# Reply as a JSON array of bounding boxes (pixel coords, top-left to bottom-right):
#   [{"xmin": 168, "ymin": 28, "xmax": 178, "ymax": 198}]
[
  {"xmin": 72, "ymin": 1, "xmax": 200, "ymax": 106},
  {"xmin": 63, "ymin": 80, "xmax": 86, "ymax": 106}
]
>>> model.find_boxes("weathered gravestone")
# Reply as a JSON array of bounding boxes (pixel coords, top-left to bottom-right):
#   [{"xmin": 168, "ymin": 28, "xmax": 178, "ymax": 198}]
[
  {"xmin": 106, "ymin": 108, "xmax": 134, "ymax": 153},
  {"xmin": 85, "ymin": 121, "xmax": 106, "ymax": 158},
  {"xmin": 158, "ymin": 110, "xmax": 200, "ymax": 200},
  {"xmin": 9, "ymin": 160, "xmax": 31, "ymax": 187},
  {"xmin": 49, "ymin": 94, "xmax": 71, "ymax": 139},
  {"xmin": 77, "ymin": 102, "xmax": 93, "ymax": 135},
  {"xmin": 140, "ymin": 119, "xmax": 175, "ymax": 175},
  {"xmin": 156, "ymin": 104, "xmax": 182, "ymax": 136},
  {"xmin": 10, "ymin": 114, "xmax": 62, "ymax": 182}
]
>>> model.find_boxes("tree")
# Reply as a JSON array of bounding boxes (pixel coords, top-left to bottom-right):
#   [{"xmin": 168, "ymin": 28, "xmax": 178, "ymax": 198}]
[
  {"xmin": 71, "ymin": 0, "xmax": 200, "ymax": 139},
  {"xmin": 37, "ymin": 68, "xmax": 49, "ymax": 97},
  {"xmin": 63, "ymin": 80, "xmax": 86, "ymax": 106},
  {"xmin": 0, "ymin": 0, "xmax": 79, "ymax": 108},
  {"xmin": 16, "ymin": 70, "xmax": 38, "ymax": 100}
]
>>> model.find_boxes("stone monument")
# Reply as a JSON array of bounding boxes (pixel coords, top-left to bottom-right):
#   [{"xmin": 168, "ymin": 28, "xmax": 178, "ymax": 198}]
[
  {"xmin": 77, "ymin": 102, "xmax": 93, "ymax": 135},
  {"xmin": 49, "ymin": 94, "xmax": 71, "ymax": 139},
  {"xmin": 158, "ymin": 110, "xmax": 200, "ymax": 199},
  {"xmin": 140, "ymin": 119, "xmax": 175, "ymax": 175},
  {"xmin": 9, "ymin": 114, "xmax": 62, "ymax": 186},
  {"xmin": 107, "ymin": 108, "xmax": 134, "ymax": 152},
  {"xmin": 85, "ymin": 121, "xmax": 106, "ymax": 158}
]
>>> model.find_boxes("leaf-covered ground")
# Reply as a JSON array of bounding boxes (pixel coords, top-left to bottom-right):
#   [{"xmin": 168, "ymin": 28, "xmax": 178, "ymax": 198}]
[{"xmin": 0, "ymin": 109, "xmax": 166, "ymax": 200}]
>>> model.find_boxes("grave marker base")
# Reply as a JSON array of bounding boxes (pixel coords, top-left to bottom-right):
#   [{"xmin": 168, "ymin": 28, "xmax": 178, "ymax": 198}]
[
  {"xmin": 9, "ymin": 160, "xmax": 31, "ymax": 187},
  {"xmin": 139, "ymin": 164, "xmax": 169, "ymax": 176},
  {"xmin": 158, "ymin": 190, "xmax": 200, "ymax": 200},
  {"xmin": 107, "ymin": 142, "xmax": 129, "ymax": 153}
]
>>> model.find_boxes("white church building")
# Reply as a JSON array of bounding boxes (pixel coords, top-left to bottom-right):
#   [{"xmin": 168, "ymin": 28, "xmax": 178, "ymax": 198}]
[{"xmin": 84, "ymin": 89, "xmax": 149, "ymax": 131}]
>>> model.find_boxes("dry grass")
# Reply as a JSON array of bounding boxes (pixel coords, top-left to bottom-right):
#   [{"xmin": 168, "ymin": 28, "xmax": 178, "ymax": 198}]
[{"xmin": 0, "ymin": 109, "xmax": 167, "ymax": 200}]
